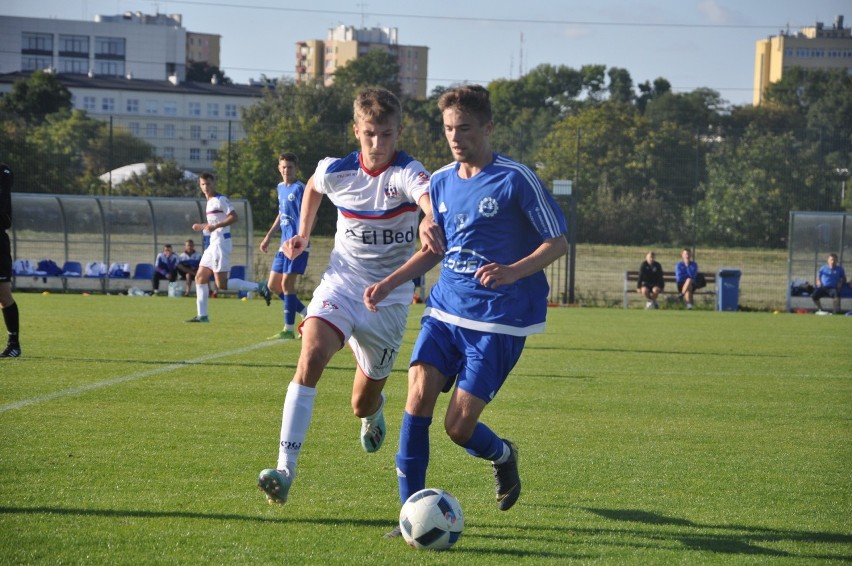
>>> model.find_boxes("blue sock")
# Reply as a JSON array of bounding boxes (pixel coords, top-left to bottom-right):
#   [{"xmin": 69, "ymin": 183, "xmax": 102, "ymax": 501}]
[
  {"xmin": 277, "ymin": 293, "xmax": 286, "ymax": 323},
  {"xmin": 462, "ymin": 422, "xmax": 504, "ymax": 460},
  {"xmin": 395, "ymin": 412, "xmax": 431, "ymax": 504},
  {"xmin": 283, "ymin": 294, "xmax": 297, "ymax": 325},
  {"xmin": 282, "ymin": 294, "xmax": 306, "ymax": 325}
]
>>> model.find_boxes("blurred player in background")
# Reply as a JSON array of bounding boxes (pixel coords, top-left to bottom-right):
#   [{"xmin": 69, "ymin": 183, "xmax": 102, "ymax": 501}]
[
  {"xmin": 187, "ymin": 172, "xmax": 272, "ymax": 322},
  {"xmin": 0, "ymin": 163, "xmax": 21, "ymax": 358},
  {"xmin": 259, "ymin": 152, "xmax": 310, "ymax": 340},
  {"xmin": 176, "ymin": 239, "xmax": 201, "ymax": 296}
]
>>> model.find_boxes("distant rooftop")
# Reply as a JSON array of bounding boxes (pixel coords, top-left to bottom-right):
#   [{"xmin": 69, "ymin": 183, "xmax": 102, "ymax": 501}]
[
  {"xmin": 94, "ymin": 12, "xmax": 184, "ymax": 27},
  {"xmin": 0, "ymin": 71, "xmax": 264, "ymax": 98}
]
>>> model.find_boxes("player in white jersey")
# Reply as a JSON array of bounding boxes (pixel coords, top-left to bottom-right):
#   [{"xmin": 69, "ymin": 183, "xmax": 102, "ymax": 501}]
[
  {"xmin": 364, "ymin": 85, "xmax": 568, "ymax": 538},
  {"xmin": 187, "ymin": 172, "xmax": 272, "ymax": 323},
  {"xmin": 257, "ymin": 88, "xmax": 440, "ymax": 505}
]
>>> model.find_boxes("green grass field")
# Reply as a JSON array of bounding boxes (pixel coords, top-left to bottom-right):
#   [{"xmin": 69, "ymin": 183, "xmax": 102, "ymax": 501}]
[{"xmin": 1, "ymin": 293, "xmax": 850, "ymax": 564}]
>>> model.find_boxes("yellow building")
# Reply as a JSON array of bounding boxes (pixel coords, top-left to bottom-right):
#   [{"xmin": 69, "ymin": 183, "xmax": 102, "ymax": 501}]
[
  {"xmin": 753, "ymin": 15, "xmax": 852, "ymax": 105},
  {"xmin": 187, "ymin": 32, "xmax": 221, "ymax": 68},
  {"xmin": 296, "ymin": 25, "xmax": 429, "ymax": 99}
]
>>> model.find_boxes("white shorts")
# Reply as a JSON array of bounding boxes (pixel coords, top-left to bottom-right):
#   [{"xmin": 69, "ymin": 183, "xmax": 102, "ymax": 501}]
[
  {"xmin": 305, "ymin": 279, "xmax": 409, "ymax": 380},
  {"xmin": 199, "ymin": 240, "xmax": 232, "ymax": 273}
]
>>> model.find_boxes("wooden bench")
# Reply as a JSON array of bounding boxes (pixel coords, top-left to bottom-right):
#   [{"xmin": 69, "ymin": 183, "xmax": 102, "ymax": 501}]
[{"xmin": 623, "ymin": 270, "xmax": 716, "ymax": 309}]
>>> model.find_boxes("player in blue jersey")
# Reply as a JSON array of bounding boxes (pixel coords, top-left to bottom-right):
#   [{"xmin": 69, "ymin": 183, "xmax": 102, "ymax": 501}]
[
  {"xmin": 812, "ymin": 253, "xmax": 847, "ymax": 314},
  {"xmin": 257, "ymin": 88, "xmax": 441, "ymax": 506},
  {"xmin": 363, "ymin": 85, "xmax": 568, "ymax": 537},
  {"xmin": 674, "ymin": 248, "xmax": 701, "ymax": 310},
  {"xmin": 260, "ymin": 152, "xmax": 310, "ymax": 339}
]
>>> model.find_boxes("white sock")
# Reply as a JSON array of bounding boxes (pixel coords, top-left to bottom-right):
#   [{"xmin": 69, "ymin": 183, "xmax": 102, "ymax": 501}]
[
  {"xmin": 197, "ymin": 284, "xmax": 209, "ymax": 317},
  {"xmin": 277, "ymin": 381, "xmax": 318, "ymax": 475},
  {"xmin": 363, "ymin": 392, "xmax": 385, "ymax": 423},
  {"xmin": 227, "ymin": 278, "xmax": 259, "ymax": 292},
  {"xmin": 492, "ymin": 441, "xmax": 511, "ymax": 465}
]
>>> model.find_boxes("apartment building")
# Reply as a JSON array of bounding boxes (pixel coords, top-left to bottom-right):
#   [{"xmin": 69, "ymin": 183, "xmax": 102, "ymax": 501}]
[
  {"xmin": 296, "ymin": 25, "xmax": 429, "ymax": 99},
  {"xmin": 753, "ymin": 14, "xmax": 852, "ymax": 105},
  {"xmin": 0, "ymin": 13, "xmax": 252, "ymax": 172},
  {"xmin": 1, "ymin": 71, "xmax": 261, "ymax": 173}
]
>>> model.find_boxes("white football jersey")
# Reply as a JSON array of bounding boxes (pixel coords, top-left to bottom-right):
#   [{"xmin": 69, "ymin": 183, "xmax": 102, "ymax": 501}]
[
  {"xmin": 205, "ymin": 193, "xmax": 235, "ymax": 246},
  {"xmin": 313, "ymin": 150, "xmax": 430, "ymax": 305}
]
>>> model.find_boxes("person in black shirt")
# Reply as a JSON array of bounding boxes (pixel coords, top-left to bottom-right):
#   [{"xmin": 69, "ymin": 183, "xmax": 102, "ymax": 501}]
[
  {"xmin": 0, "ymin": 163, "xmax": 21, "ymax": 357},
  {"xmin": 637, "ymin": 251, "xmax": 665, "ymax": 309}
]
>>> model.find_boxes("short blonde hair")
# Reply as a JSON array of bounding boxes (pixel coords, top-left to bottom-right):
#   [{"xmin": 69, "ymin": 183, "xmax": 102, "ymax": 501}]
[{"xmin": 353, "ymin": 88, "xmax": 401, "ymax": 125}]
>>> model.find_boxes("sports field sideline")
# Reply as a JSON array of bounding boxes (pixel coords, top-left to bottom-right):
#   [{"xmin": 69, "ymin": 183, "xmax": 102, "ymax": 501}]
[{"xmin": 1, "ymin": 293, "xmax": 850, "ymax": 564}]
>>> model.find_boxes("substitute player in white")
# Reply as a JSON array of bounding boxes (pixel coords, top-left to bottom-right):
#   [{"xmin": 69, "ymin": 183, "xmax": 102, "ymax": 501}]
[
  {"xmin": 364, "ymin": 85, "xmax": 568, "ymax": 538},
  {"xmin": 187, "ymin": 172, "xmax": 272, "ymax": 323},
  {"xmin": 257, "ymin": 88, "xmax": 439, "ymax": 504}
]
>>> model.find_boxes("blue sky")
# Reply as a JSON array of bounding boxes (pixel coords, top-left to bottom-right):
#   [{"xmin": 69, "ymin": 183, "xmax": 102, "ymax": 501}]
[{"xmin": 5, "ymin": 0, "xmax": 850, "ymax": 106}]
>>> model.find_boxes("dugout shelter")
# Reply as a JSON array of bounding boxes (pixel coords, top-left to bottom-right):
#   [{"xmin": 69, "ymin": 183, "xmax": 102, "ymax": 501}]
[
  {"xmin": 8, "ymin": 193, "xmax": 254, "ymax": 293},
  {"xmin": 787, "ymin": 211, "xmax": 852, "ymax": 312}
]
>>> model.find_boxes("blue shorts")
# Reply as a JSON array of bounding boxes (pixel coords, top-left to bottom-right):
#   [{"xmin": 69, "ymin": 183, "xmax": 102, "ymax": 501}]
[
  {"xmin": 410, "ymin": 316, "xmax": 526, "ymax": 403},
  {"xmin": 271, "ymin": 250, "xmax": 308, "ymax": 275}
]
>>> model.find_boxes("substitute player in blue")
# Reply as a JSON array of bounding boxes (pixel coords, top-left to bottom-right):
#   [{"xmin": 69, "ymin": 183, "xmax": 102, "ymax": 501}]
[
  {"xmin": 364, "ymin": 85, "xmax": 568, "ymax": 537},
  {"xmin": 812, "ymin": 253, "xmax": 847, "ymax": 315},
  {"xmin": 260, "ymin": 152, "xmax": 310, "ymax": 339}
]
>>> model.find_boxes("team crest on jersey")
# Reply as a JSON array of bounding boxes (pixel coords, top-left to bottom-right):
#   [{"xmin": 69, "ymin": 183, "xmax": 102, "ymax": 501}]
[
  {"xmin": 453, "ymin": 214, "xmax": 468, "ymax": 230},
  {"xmin": 416, "ymin": 171, "xmax": 430, "ymax": 185},
  {"xmin": 288, "ymin": 193, "xmax": 296, "ymax": 201},
  {"xmin": 321, "ymin": 300, "xmax": 339, "ymax": 311},
  {"xmin": 478, "ymin": 197, "xmax": 499, "ymax": 218},
  {"xmin": 384, "ymin": 184, "xmax": 400, "ymax": 199}
]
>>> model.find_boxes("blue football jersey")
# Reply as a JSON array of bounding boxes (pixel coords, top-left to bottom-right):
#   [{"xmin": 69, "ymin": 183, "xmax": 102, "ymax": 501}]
[
  {"xmin": 276, "ymin": 180, "xmax": 306, "ymax": 245},
  {"xmin": 426, "ymin": 153, "xmax": 567, "ymax": 336}
]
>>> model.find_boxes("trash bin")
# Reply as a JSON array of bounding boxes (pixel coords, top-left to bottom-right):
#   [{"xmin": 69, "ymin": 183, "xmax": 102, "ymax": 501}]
[{"xmin": 716, "ymin": 269, "xmax": 741, "ymax": 311}]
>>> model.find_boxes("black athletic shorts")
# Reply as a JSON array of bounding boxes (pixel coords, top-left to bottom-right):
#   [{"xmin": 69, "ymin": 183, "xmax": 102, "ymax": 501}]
[{"xmin": 0, "ymin": 231, "xmax": 11, "ymax": 282}]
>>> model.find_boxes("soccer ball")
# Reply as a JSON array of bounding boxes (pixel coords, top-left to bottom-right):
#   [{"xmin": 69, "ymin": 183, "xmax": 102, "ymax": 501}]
[{"xmin": 399, "ymin": 488, "xmax": 464, "ymax": 550}]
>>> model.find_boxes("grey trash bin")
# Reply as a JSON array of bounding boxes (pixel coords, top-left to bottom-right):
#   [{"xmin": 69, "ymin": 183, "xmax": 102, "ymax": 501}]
[{"xmin": 716, "ymin": 269, "xmax": 741, "ymax": 311}]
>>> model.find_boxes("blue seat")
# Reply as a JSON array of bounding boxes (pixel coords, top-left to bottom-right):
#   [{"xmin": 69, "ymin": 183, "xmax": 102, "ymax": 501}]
[
  {"xmin": 132, "ymin": 263, "xmax": 155, "ymax": 280},
  {"xmin": 62, "ymin": 261, "xmax": 83, "ymax": 277},
  {"xmin": 230, "ymin": 265, "xmax": 245, "ymax": 280}
]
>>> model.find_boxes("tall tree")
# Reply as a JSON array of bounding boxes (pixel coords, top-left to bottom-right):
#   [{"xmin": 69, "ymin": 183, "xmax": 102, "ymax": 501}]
[
  {"xmin": 110, "ymin": 160, "xmax": 198, "ymax": 197},
  {"xmin": 636, "ymin": 77, "xmax": 671, "ymax": 113},
  {"xmin": 331, "ymin": 50, "xmax": 401, "ymax": 98},
  {"xmin": 607, "ymin": 67, "xmax": 634, "ymax": 104},
  {"xmin": 536, "ymin": 102, "xmax": 660, "ymax": 243},
  {"xmin": 186, "ymin": 62, "xmax": 233, "ymax": 85},
  {"xmin": 219, "ymin": 80, "xmax": 351, "ymax": 231},
  {"xmin": 0, "ymin": 71, "xmax": 72, "ymax": 124},
  {"xmin": 644, "ymin": 88, "xmax": 724, "ymax": 133},
  {"xmin": 488, "ymin": 64, "xmax": 585, "ymax": 165}
]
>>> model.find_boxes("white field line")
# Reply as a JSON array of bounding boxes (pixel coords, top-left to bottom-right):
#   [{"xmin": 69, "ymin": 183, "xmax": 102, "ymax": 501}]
[{"xmin": 0, "ymin": 340, "xmax": 281, "ymax": 413}]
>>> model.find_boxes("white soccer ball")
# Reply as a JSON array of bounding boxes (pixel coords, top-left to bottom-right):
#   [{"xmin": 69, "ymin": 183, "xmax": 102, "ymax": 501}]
[{"xmin": 399, "ymin": 488, "xmax": 464, "ymax": 550}]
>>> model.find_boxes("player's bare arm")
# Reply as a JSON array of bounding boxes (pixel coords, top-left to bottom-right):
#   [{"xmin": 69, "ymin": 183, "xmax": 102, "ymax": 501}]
[
  {"xmin": 475, "ymin": 235, "xmax": 568, "ymax": 289},
  {"xmin": 260, "ymin": 213, "xmax": 281, "ymax": 253},
  {"xmin": 417, "ymin": 194, "xmax": 445, "ymax": 254},
  {"xmin": 192, "ymin": 211, "xmax": 238, "ymax": 233},
  {"xmin": 364, "ymin": 248, "xmax": 443, "ymax": 312}
]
